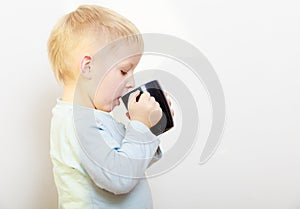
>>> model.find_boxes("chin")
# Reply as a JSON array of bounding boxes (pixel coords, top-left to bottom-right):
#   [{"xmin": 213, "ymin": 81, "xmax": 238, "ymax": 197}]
[
  {"xmin": 95, "ymin": 105, "xmax": 111, "ymax": 112},
  {"xmin": 107, "ymin": 104, "xmax": 116, "ymax": 112}
]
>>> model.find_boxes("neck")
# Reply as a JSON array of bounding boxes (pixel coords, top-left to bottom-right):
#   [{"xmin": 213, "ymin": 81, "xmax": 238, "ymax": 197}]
[
  {"xmin": 62, "ymin": 84, "xmax": 76, "ymax": 103},
  {"xmin": 63, "ymin": 82, "xmax": 96, "ymax": 109}
]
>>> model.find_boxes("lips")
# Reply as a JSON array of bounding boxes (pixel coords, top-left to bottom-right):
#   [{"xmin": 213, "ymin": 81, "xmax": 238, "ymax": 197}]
[{"xmin": 115, "ymin": 97, "xmax": 121, "ymax": 106}]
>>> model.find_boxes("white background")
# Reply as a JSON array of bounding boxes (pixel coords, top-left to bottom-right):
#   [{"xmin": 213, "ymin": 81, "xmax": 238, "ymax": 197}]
[{"xmin": 0, "ymin": 0, "xmax": 299, "ymax": 209}]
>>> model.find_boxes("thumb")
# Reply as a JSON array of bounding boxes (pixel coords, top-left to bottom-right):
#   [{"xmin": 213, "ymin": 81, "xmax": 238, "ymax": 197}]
[{"xmin": 128, "ymin": 90, "xmax": 140, "ymax": 106}]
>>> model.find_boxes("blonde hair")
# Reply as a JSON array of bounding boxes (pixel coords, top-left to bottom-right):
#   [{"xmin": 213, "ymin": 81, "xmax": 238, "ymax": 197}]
[{"xmin": 47, "ymin": 5, "xmax": 141, "ymax": 84}]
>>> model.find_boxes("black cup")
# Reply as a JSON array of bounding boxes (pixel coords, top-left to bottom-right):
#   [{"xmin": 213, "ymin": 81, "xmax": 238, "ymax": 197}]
[{"xmin": 121, "ymin": 80, "xmax": 174, "ymax": 136}]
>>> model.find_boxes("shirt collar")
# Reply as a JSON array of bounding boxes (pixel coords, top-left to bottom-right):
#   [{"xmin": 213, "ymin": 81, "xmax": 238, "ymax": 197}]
[{"xmin": 56, "ymin": 97, "xmax": 114, "ymax": 122}]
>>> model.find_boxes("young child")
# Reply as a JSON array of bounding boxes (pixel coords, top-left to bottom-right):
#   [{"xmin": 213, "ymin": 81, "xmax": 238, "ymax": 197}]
[{"xmin": 47, "ymin": 5, "xmax": 172, "ymax": 209}]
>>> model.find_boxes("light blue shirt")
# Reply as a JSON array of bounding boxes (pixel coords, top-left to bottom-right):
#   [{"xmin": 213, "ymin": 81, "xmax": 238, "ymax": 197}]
[{"xmin": 50, "ymin": 98, "xmax": 162, "ymax": 209}]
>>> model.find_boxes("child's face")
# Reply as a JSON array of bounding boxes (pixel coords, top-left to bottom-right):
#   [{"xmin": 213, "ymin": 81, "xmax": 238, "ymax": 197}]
[{"xmin": 93, "ymin": 55, "xmax": 141, "ymax": 112}]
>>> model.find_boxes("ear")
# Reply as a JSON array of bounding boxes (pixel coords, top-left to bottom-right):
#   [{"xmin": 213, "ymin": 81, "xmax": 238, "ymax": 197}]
[{"xmin": 80, "ymin": 55, "xmax": 92, "ymax": 79}]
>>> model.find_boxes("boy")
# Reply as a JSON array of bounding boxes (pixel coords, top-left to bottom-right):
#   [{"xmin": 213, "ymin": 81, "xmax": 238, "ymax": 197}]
[{"xmin": 47, "ymin": 5, "xmax": 172, "ymax": 209}]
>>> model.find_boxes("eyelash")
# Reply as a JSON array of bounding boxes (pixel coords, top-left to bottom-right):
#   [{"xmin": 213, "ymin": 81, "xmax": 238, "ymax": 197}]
[
  {"xmin": 120, "ymin": 64, "xmax": 133, "ymax": 75},
  {"xmin": 121, "ymin": 70, "xmax": 127, "ymax": 75}
]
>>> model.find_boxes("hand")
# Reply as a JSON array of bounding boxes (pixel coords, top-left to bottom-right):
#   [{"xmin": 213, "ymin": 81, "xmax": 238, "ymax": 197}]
[
  {"xmin": 127, "ymin": 90, "xmax": 163, "ymax": 128},
  {"xmin": 126, "ymin": 112, "xmax": 131, "ymax": 120},
  {"xmin": 164, "ymin": 91, "xmax": 175, "ymax": 117}
]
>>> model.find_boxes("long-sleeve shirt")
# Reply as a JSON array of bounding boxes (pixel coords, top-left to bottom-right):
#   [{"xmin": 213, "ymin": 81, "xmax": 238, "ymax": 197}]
[{"xmin": 50, "ymin": 98, "xmax": 162, "ymax": 209}]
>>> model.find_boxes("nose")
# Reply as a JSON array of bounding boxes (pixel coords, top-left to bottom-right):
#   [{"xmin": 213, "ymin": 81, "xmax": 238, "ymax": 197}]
[{"xmin": 126, "ymin": 74, "xmax": 135, "ymax": 89}]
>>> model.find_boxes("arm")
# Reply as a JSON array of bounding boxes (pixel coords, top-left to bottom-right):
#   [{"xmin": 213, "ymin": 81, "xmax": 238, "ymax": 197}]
[
  {"xmin": 75, "ymin": 116, "xmax": 159, "ymax": 195},
  {"xmin": 74, "ymin": 91, "xmax": 163, "ymax": 195}
]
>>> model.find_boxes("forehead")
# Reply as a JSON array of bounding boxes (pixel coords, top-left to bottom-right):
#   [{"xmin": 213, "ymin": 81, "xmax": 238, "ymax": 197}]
[
  {"xmin": 116, "ymin": 54, "xmax": 142, "ymax": 68},
  {"xmin": 94, "ymin": 37, "xmax": 143, "ymax": 56}
]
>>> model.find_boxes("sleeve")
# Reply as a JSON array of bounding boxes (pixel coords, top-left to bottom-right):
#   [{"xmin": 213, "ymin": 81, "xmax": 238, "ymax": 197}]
[
  {"xmin": 128, "ymin": 120, "xmax": 163, "ymax": 166},
  {"xmin": 74, "ymin": 116, "xmax": 160, "ymax": 195}
]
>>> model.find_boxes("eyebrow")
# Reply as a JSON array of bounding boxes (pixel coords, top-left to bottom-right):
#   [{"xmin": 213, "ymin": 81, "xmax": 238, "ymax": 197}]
[{"xmin": 119, "ymin": 63, "xmax": 133, "ymax": 70}]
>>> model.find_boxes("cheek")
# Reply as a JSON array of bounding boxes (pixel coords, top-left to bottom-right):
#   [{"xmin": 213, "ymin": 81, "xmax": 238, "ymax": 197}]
[
  {"xmin": 94, "ymin": 82, "xmax": 109, "ymax": 102},
  {"xmin": 94, "ymin": 84, "xmax": 115, "ymax": 104},
  {"xmin": 93, "ymin": 90, "xmax": 103, "ymax": 108},
  {"xmin": 94, "ymin": 71, "xmax": 124, "ymax": 101}
]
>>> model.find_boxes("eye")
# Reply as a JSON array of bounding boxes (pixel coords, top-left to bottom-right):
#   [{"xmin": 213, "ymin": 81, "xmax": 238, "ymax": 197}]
[
  {"xmin": 119, "ymin": 63, "xmax": 133, "ymax": 75},
  {"xmin": 120, "ymin": 70, "xmax": 127, "ymax": 75}
]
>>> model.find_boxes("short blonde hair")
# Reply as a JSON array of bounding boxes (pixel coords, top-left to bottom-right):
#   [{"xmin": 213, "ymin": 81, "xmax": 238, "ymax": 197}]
[{"xmin": 47, "ymin": 5, "xmax": 141, "ymax": 84}]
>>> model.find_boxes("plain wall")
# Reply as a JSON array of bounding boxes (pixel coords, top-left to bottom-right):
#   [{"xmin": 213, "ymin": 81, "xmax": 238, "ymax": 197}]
[{"xmin": 0, "ymin": 0, "xmax": 299, "ymax": 209}]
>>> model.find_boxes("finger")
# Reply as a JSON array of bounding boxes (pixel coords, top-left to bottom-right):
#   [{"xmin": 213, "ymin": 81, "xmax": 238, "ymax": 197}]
[
  {"xmin": 139, "ymin": 92, "xmax": 151, "ymax": 101},
  {"xmin": 163, "ymin": 91, "xmax": 171, "ymax": 105},
  {"xmin": 155, "ymin": 101, "xmax": 160, "ymax": 108},
  {"xmin": 164, "ymin": 90, "xmax": 169, "ymax": 97},
  {"xmin": 128, "ymin": 90, "xmax": 140, "ymax": 105},
  {"xmin": 167, "ymin": 97, "xmax": 172, "ymax": 107},
  {"xmin": 126, "ymin": 112, "xmax": 131, "ymax": 120},
  {"xmin": 171, "ymin": 109, "xmax": 174, "ymax": 117},
  {"xmin": 150, "ymin": 96, "xmax": 155, "ymax": 103}
]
